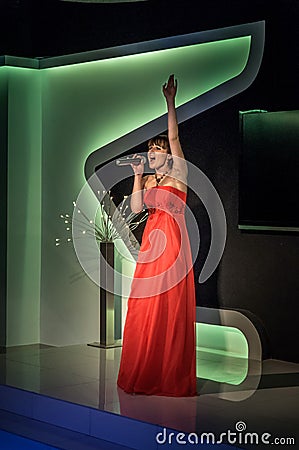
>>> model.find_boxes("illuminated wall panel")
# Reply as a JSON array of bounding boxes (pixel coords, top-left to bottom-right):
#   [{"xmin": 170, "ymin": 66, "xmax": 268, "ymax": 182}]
[
  {"xmin": 6, "ymin": 68, "xmax": 42, "ymax": 345},
  {"xmin": 0, "ymin": 68, "xmax": 8, "ymax": 348},
  {"xmin": 1, "ymin": 22, "xmax": 264, "ymax": 346}
]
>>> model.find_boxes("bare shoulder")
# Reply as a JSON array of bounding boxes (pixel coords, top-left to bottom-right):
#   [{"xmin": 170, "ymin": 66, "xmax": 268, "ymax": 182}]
[
  {"xmin": 143, "ymin": 174, "xmax": 155, "ymax": 190},
  {"xmin": 142, "ymin": 175, "xmax": 151, "ymax": 189}
]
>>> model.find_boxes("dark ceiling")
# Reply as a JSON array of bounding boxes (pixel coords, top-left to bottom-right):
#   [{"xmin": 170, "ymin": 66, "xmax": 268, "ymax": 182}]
[
  {"xmin": 0, "ymin": 0, "xmax": 298, "ymax": 111},
  {"xmin": 0, "ymin": 0, "xmax": 297, "ymax": 58}
]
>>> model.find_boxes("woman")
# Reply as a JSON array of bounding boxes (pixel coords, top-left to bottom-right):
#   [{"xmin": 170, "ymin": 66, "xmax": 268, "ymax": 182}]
[{"xmin": 117, "ymin": 75, "xmax": 196, "ymax": 397}]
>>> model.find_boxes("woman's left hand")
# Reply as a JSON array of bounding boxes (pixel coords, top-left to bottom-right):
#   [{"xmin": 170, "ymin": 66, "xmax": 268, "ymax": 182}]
[{"xmin": 162, "ymin": 74, "xmax": 177, "ymax": 101}]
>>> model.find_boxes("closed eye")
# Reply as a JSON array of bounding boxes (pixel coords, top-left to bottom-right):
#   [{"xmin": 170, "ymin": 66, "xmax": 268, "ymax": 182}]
[{"xmin": 148, "ymin": 145, "xmax": 164, "ymax": 151}]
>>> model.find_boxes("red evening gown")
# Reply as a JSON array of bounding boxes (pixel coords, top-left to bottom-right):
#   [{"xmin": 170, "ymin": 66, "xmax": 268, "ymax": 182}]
[{"xmin": 117, "ymin": 185, "xmax": 196, "ymax": 396}]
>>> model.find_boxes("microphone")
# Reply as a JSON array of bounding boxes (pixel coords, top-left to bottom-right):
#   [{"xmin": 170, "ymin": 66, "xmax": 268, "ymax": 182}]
[{"xmin": 116, "ymin": 155, "xmax": 146, "ymax": 166}]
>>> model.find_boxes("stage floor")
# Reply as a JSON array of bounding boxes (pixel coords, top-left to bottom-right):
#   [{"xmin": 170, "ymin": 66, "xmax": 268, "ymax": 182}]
[{"xmin": 0, "ymin": 344, "xmax": 298, "ymax": 449}]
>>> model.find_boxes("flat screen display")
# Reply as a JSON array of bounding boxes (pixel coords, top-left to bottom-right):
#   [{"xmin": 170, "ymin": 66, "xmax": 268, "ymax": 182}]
[{"xmin": 239, "ymin": 110, "xmax": 299, "ymax": 232}]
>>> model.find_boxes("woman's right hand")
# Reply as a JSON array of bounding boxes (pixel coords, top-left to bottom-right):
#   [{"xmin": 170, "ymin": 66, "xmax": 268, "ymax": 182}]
[{"xmin": 130, "ymin": 154, "xmax": 144, "ymax": 176}]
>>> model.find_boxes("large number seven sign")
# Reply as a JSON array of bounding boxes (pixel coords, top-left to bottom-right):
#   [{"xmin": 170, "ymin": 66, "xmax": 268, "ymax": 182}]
[{"xmin": 72, "ymin": 21, "xmax": 265, "ymax": 291}]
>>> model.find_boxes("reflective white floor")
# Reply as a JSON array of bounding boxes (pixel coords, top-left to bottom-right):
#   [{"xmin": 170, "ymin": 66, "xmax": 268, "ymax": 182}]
[{"xmin": 0, "ymin": 344, "xmax": 298, "ymax": 449}]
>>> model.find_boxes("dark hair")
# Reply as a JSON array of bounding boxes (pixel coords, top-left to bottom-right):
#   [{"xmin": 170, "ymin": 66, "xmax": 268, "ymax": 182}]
[{"xmin": 148, "ymin": 134, "xmax": 171, "ymax": 154}]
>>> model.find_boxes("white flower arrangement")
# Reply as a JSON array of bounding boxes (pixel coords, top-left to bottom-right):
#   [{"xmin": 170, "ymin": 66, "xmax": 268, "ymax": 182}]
[{"xmin": 56, "ymin": 190, "xmax": 148, "ymax": 248}]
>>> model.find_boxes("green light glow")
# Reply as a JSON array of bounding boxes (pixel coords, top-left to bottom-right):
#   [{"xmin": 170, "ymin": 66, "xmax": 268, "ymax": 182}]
[
  {"xmin": 5, "ymin": 68, "xmax": 42, "ymax": 345},
  {"xmin": 196, "ymin": 323, "xmax": 248, "ymax": 385},
  {"xmin": 239, "ymin": 225, "xmax": 299, "ymax": 232},
  {"xmin": 1, "ymin": 29, "xmax": 256, "ymax": 347},
  {"xmin": 43, "ymin": 36, "xmax": 251, "ymax": 154}
]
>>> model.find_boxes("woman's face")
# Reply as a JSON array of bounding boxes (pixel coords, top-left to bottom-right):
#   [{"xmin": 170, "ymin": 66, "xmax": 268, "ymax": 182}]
[{"xmin": 147, "ymin": 143, "xmax": 169, "ymax": 170}]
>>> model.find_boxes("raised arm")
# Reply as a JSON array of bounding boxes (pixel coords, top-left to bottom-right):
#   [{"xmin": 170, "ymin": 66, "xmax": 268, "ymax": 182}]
[{"xmin": 163, "ymin": 75, "xmax": 187, "ymax": 178}]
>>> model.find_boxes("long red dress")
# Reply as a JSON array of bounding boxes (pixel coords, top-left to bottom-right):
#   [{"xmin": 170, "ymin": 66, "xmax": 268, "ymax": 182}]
[{"xmin": 117, "ymin": 185, "xmax": 196, "ymax": 396}]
